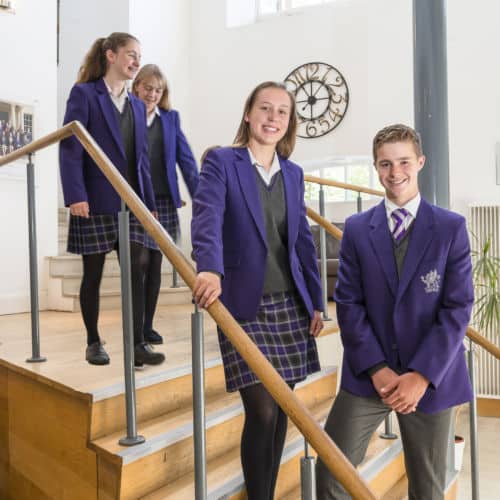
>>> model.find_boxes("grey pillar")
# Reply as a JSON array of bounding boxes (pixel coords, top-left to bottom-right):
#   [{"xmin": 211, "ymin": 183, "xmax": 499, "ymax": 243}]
[{"xmin": 413, "ymin": 0, "xmax": 450, "ymax": 208}]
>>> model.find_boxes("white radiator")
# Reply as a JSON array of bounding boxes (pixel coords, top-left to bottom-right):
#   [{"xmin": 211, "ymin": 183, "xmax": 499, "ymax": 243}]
[{"xmin": 468, "ymin": 204, "xmax": 500, "ymax": 396}]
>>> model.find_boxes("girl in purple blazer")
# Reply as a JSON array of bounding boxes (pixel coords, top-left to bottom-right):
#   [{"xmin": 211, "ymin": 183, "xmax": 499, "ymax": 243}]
[
  {"xmin": 132, "ymin": 64, "xmax": 199, "ymax": 345},
  {"xmin": 191, "ymin": 82, "xmax": 324, "ymax": 499},
  {"xmin": 59, "ymin": 32, "xmax": 165, "ymax": 367}
]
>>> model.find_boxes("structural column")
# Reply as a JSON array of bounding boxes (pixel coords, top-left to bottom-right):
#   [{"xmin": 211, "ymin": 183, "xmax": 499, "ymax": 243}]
[{"xmin": 413, "ymin": 0, "xmax": 449, "ymax": 208}]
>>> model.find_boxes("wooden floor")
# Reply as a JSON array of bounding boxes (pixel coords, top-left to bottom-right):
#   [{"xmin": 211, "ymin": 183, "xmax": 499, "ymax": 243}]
[
  {"xmin": 0, "ymin": 301, "xmax": 337, "ymax": 397},
  {"xmin": 0, "ymin": 304, "xmax": 222, "ymax": 396}
]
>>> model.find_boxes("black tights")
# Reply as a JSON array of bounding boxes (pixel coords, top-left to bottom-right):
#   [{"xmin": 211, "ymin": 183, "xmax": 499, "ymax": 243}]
[
  {"xmin": 80, "ymin": 242, "xmax": 149, "ymax": 346},
  {"xmin": 239, "ymin": 382, "xmax": 294, "ymax": 500},
  {"xmin": 143, "ymin": 249, "xmax": 163, "ymax": 333}
]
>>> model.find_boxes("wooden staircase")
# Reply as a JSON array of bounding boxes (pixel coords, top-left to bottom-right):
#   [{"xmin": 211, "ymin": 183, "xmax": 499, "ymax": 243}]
[{"xmin": 0, "ymin": 300, "xmax": 452, "ymax": 499}]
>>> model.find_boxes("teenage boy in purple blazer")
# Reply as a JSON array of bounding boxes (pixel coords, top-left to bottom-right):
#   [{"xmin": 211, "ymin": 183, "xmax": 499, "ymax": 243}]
[{"xmin": 316, "ymin": 124, "xmax": 474, "ymax": 499}]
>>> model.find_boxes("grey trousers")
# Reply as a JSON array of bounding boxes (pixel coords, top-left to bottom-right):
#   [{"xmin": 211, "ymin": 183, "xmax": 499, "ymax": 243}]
[{"xmin": 316, "ymin": 389, "xmax": 453, "ymax": 500}]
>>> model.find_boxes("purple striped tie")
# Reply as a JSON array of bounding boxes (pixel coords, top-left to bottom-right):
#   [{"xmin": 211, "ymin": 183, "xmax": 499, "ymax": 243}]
[{"xmin": 391, "ymin": 208, "xmax": 410, "ymax": 242}]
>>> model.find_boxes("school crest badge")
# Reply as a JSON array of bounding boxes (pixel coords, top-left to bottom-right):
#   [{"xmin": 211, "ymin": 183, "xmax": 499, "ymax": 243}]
[{"xmin": 421, "ymin": 269, "xmax": 440, "ymax": 293}]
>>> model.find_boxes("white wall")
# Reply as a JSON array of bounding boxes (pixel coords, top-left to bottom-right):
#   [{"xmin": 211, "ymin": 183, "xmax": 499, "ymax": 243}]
[
  {"xmin": 447, "ymin": 0, "xmax": 500, "ymax": 215},
  {"xmin": 0, "ymin": 1, "xmax": 58, "ymax": 313},
  {"xmin": 189, "ymin": 0, "xmax": 413, "ymax": 221}
]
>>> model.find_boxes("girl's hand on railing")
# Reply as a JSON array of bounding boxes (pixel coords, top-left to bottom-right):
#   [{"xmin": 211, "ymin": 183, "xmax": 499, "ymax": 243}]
[
  {"xmin": 309, "ymin": 310, "xmax": 324, "ymax": 337},
  {"xmin": 193, "ymin": 271, "xmax": 222, "ymax": 309},
  {"xmin": 69, "ymin": 201, "xmax": 90, "ymax": 218}
]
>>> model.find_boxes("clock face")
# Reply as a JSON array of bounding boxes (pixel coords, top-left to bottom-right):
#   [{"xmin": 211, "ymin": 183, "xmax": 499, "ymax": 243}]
[{"xmin": 284, "ymin": 62, "xmax": 349, "ymax": 139}]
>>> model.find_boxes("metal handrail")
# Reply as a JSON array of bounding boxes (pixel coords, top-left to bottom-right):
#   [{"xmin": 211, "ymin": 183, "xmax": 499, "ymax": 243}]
[
  {"xmin": 304, "ymin": 174, "xmax": 385, "ymax": 197},
  {"xmin": 0, "ymin": 121, "xmax": 376, "ymax": 500}
]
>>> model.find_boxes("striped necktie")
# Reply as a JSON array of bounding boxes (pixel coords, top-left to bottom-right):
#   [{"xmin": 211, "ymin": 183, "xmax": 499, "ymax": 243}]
[{"xmin": 391, "ymin": 208, "xmax": 410, "ymax": 242}]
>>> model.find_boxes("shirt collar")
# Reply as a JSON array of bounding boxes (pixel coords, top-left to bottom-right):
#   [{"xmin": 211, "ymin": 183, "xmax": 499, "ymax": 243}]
[
  {"xmin": 247, "ymin": 147, "xmax": 281, "ymax": 186},
  {"xmin": 147, "ymin": 106, "xmax": 161, "ymax": 127},
  {"xmin": 103, "ymin": 79, "xmax": 128, "ymax": 112},
  {"xmin": 384, "ymin": 192, "xmax": 421, "ymax": 221}
]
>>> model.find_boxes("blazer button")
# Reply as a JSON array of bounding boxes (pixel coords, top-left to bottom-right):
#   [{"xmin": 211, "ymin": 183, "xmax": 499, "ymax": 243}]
[{"xmin": 391, "ymin": 343, "xmax": 398, "ymax": 350}]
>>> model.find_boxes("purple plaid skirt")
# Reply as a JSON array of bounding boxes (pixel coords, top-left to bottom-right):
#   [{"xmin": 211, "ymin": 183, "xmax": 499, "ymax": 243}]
[
  {"xmin": 218, "ymin": 291, "xmax": 320, "ymax": 392},
  {"xmin": 67, "ymin": 211, "xmax": 156, "ymax": 255},
  {"xmin": 144, "ymin": 195, "xmax": 180, "ymax": 250}
]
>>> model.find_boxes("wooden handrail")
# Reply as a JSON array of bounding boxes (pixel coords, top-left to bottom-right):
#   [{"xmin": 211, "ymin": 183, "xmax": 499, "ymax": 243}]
[
  {"xmin": 467, "ymin": 326, "xmax": 500, "ymax": 360},
  {"xmin": 0, "ymin": 121, "xmax": 376, "ymax": 499},
  {"xmin": 304, "ymin": 174, "xmax": 385, "ymax": 197},
  {"xmin": 308, "ymin": 206, "xmax": 500, "ymax": 360}
]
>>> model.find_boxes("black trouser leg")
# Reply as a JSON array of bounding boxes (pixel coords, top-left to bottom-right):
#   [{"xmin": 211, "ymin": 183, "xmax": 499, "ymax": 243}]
[
  {"xmin": 143, "ymin": 249, "xmax": 162, "ymax": 333},
  {"xmin": 80, "ymin": 252, "xmax": 106, "ymax": 346}
]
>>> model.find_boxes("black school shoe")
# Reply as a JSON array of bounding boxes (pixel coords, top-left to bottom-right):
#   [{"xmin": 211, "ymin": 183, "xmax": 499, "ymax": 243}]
[
  {"xmin": 86, "ymin": 342, "xmax": 110, "ymax": 365},
  {"xmin": 144, "ymin": 329, "xmax": 163, "ymax": 345},
  {"xmin": 134, "ymin": 342, "xmax": 165, "ymax": 367}
]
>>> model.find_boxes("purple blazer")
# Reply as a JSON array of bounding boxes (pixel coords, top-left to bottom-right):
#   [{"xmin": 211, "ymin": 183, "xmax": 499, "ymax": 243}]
[
  {"xmin": 335, "ymin": 199, "xmax": 474, "ymax": 413},
  {"xmin": 191, "ymin": 147, "xmax": 323, "ymax": 321},
  {"xmin": 59, "ymin": 78, "xmax": 156, "ymax": 214},
  {"xmin": 158, "ymin": 109, "xmax": 199, "ymax": 206}
]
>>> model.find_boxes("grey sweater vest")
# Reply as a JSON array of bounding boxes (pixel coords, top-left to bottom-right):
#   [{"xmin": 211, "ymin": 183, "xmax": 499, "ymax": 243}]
[{"xmin": 254, "ymin": 169, "xmax": 294, "ymax": 294}]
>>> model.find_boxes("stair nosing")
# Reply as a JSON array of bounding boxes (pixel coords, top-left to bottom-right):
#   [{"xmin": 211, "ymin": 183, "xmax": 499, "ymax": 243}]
[
  {"xmin": 92, "ymin": 356, "xmax": 223, "ymax": 402},
  {"xmin": 95, "ymin": 366, "xmax": 337, "ymax": 464}
]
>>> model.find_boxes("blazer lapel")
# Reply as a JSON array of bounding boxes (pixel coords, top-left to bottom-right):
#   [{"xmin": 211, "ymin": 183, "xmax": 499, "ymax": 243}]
[
  {"xmin": 160, "ymin": 110, "xmax": 173, "ymax": 172},
  {"xmin": 129, "ymin": 94, "xmax": 146, "ymax": 165},
  {"xmin": 234, "ymin": 148, "xmax": 267, "ymax": 245},
  {"xmin": 369, "ymin": 201, "xmax": 398, "ymax": 297},
  {"xmin": 279, "ymin": 157, "xmax": 299, "ymax": 249},
  {"xmin": 95, "ymin": 79, "xmax": 126, "ymax": 159},
  {"xmin": 396, "ymin": 199, "xmax": 434, "ymax": 302}
]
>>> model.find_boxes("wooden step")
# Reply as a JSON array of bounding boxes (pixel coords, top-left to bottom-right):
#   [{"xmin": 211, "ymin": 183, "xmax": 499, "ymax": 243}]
[
  {"xmin": 141, "ymin": 388, "xmax": 335, "ymax": 500},
  {"xmin": 90, "ymin": 360, "xmax": 227, "ymax": 440},
  {"xmin": 92, "ymin": 367, "xmax": 337, "ymax": 499}
]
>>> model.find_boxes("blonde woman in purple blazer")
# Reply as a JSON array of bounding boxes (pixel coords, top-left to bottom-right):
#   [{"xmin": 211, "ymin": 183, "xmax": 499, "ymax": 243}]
[{"xmin": 132, "ymin": 64, "xmax": 199, "ymax": 345}]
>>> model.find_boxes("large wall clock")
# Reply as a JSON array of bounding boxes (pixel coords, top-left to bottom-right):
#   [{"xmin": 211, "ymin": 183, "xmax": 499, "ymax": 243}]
[{"xmin": 284, "ymin": 62, "xmax": 349, "ymax": 139}]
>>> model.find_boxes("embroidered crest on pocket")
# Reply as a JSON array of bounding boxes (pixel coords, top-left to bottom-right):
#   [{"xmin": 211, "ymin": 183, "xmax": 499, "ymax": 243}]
[{"xmin": 421, "ymin": 269, "xmax": 440, "ymax": 293}]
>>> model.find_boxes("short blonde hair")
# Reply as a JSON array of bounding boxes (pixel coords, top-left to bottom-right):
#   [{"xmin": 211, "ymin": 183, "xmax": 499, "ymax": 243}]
[
  {"xmin": 132, "ymin": 64, "xmax": 170, "ymax": 110},
  {"xmin": 233, "ymin": 81, "xmax": 297, "ymax": 159},
  {"xmin": 372, "ymin": 124, "xmax": 423, "ymax": 161}
]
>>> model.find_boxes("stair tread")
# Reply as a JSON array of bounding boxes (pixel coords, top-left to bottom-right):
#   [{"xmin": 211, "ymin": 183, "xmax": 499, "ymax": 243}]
[
  {"xmin": 63, "ymin": 286, "xmax": 190, "ymax": 298},
  {"xmin": 141, "ymin": 397, "xmax": 335, "ymax": 500}
]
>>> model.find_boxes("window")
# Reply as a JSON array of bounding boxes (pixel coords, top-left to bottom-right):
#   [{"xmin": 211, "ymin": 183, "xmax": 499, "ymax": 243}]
[
  {"xmin": 303, "ymin": 157, "xmax": 383, "ymax": 203},
  {"xmin": 23, "ymin": 114, "xmax": 33, "ymax": 136},
  {"xmin": 227, "ymin": 0, "xmax": 335, "ymax": 28}
]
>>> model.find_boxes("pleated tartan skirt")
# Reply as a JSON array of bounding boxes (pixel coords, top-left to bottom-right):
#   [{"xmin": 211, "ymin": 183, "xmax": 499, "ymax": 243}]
[
  {"xmin": 218, "ymin": 290, "xmax": 321, "ymax": 392},
  {"xmin": 144, "ymin": 194, "xmax": 180, "ymax": 249},
  {"xmin": 66, "ymin": 195, "xmax": 179, "ymax": 255}
]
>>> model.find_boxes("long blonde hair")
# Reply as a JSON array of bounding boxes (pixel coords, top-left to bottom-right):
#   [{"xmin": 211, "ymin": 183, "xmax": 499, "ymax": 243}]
[
  {"xmin": 77, "ymin": 32, "xmax": 139, "ymax": 84},
  {"xmin": 233, "ymin": 81, "xmax": 297, "ymax": 159},
  {"xmin": 132, "ymin": 64, "xmax": 171, "ymax": 110}
]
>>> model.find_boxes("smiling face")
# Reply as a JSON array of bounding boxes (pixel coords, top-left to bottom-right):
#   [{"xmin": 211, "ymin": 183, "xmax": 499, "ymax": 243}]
[
  {"xmin": 106, "ymin": 39, "xmax": 141, "ymax": 81},
  {"xmin": 374, "ymin": 140, "xmax": 425, "ymax": 206},
  {"xmin": 134, "ymin": 76, "xmax": 164, "ymax": 114},
  {"xmin": 245, "ymin": 87, "xmax": 292, "ymax": 149}
]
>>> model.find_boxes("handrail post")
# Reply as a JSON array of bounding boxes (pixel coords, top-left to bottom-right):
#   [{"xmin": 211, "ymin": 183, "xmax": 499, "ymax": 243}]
[
  {"xmin": 25, "ymin": 153, "xmax": 46, "ymax": 363},
  {"xmin": 301, "ymin": 439, "xmax": 316, "ymax": 500},
  {"xmin": 171, "ymin": 267, "xmax": 180, "ymax": 288},
  {"xmin": 118, "ymin": 200, "xmax": 145, "ymax": 447},
  {"xmin": 468, "ymin": 338, "xmax": 480, "ymax": 500},
  {"xmin": 319, "ymin": 185, "xmax": 330, "ymax": 320},
  {"xmin": 192, "ymin": 303, "xmax": 207, "ymax": 499},
  {"xmin": 380, "ymin": 412, "xmax": 397, "ymax": 440},
  {"xmin": 357, "ymin": 191, "xmax": 362, "ymax": 214}
]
